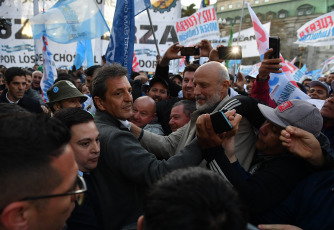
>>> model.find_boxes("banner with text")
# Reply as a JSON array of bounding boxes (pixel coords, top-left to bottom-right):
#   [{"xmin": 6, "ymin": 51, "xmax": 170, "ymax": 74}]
[
  {"xmin": 0, "ymin": 0, "xmax": 115, "ymax": 68},
  {"xmin": 175, "ymin": 6, "xmax": 219, "ymax": 46},
  {"xmin": 211, "ymin": 23, "xmax": 270, "ymax": 58},
  {"xmin": 295, "ymin": 11, "xmax": 334, "ymax": 46},
  {"xmin": 133, "ymin": 0, "xmax": 181, "ymax": 72}
]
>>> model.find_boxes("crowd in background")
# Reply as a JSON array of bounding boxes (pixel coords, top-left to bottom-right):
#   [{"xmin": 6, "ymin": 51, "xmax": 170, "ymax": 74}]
[{"xmin": 0, "ymin": 39, "xmax": 334, "ymax": 230}]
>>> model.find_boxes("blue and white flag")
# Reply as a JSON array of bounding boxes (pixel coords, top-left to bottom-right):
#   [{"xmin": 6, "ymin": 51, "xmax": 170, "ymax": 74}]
[
  {"xmin": 30, "ymin": 0, "xmax": 109, "ymax": 44},
  {"xmin": 105, "ymin": 0, "xmax": 135, "ymax": 77},
  {"xmin": 41, "ymin": 35, "xmax": 57, "ymax": 102},
  {"xmin": 73, "ymin": 40, "xmax": 94, "ymax": 70},
  {"xmin": 134, "ymin": 0, "xmax": 151, "ymax": 16}
]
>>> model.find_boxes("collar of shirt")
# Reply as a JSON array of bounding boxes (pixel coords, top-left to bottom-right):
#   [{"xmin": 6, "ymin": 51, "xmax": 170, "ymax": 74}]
[
  {"xmin": 118, "ymin": 119, "xmax": 131, "ymax": 130},
  {"xmin": 6, "ymin": 92, "xmax": 20, "ymax": 104}
]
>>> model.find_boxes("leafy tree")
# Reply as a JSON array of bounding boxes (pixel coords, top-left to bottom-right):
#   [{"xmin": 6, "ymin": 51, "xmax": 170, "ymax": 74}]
[{"xmin": 181, "ymin": 3, "xmax": 197, "ymax": 17}]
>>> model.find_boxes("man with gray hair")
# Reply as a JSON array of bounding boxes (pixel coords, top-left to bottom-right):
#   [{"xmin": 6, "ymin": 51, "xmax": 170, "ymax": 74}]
[
  {"xmin": 131, "ymin": 61, "xmax": 257, "ymax": 170},
  {"xmin": 31, "ymin": 70, "xmax": 43, "ymax": 96},
  {"xmin": 169, "ymin": 100, "xmax": 196, "ymax": 132},
  {"xmin": 90, "ymin": 63, "xmax": 217, "ymax": 230}
]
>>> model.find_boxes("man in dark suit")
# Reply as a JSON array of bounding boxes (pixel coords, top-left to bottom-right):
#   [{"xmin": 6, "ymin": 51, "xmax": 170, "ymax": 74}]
[{"xmin": 0, "ymin": 67, "xmax": 43, "ymax": 113}]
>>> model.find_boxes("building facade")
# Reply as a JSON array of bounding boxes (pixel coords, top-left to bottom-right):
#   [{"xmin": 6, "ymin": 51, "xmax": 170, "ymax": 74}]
[{"xmin": 215, "ymin": 0, "xmax": 334, "ymax": 70}]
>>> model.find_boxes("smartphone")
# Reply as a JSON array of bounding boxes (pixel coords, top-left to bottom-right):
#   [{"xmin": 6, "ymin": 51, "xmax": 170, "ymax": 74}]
[
  {"xmin": 210, "ymin": 111, "xmax": 233, "ymax": 134},
  {"xmin": 269, "ymin": 36, "xmax": 280, "ymax": 59},
  {"xmin": 181, "ymin": 47, "xmax": 200, "ymax": 56},
  {"xmin": 218, "ymin": 46, "xmax": 242, "ymax": 60}
]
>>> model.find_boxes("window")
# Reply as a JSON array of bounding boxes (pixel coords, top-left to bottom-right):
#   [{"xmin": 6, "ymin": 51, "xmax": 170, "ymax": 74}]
[
  {"xmin": 266, "ymin": 11, "xmax": 276, "ymax": 20},
  {"xmin": 235, "ymin": 16, "xmax": 241, "ymax": 24},
  {"xmin": 264, "ymin": 0, "xmax": 269, "ymax": 2},
  {"xmin": 254, "ymin": 0, "xmax": 259, "ymax": 4},
  {"xmin": 330, "ymin": 5, "xmax": 334, "ymax": 12},
  {"xmin": 297, "ymin": 4, "xmax": 314, "ymax": 16},
  {"xmin": 237, "ymin": 3, "xmax": 241, "ymax": 7},
  {"xmin": 278, "ymin": 10, "xmax": 287, "ymax": 18},
  {"xmin": 226, "ymin": 17, "xmax": 233, "ymax": 25},
  {"xmin": 244, "ymin": 15, "xmax": 251, "ymax": 23},
  {"xmin": 228, "ymin": 4, "xmax": 233, "ymax": 9},
  {"xmin": 256, "ymin": 13, "xmax": 264, "ymax": 21},
  {"xmin": 220, "ymin": 6, "xmax": 225, "ymax": 11}
]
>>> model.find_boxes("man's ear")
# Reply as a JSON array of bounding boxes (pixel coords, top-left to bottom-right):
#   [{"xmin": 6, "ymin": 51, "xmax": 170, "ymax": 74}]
[
  {"xmin": 53, "ymin": 102, "xmax": 61, "ymax": 112},
  {"xmin": 94, "ymin": 96, "xmax": 105, "ymax": 111},
  {"xmin": 137, "ymin": 215, "xmax": 145, "ymax": 230},
  {"xmin": 1, "ymin": 202, "xmax": 30, "ymax": 230},
  {"xmin": 221, "ymin": 80, "xmax": 229, "ymax": 91}
]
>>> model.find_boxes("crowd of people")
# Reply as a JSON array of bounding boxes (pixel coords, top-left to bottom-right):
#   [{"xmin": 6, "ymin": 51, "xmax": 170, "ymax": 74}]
[{"xmin": 0, "ymin": 39, "xmax": 334, "ymax": 230}]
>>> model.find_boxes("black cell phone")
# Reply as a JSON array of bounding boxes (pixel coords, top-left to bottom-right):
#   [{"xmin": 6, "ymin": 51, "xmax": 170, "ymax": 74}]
[
  {"xmin": 269, "ymin": 36, "xmax": 280, "ymax": 59},
  {"xmin": 218, "ymin": 46, "xmax": 242, "ymax": 60},
  {"xmin": 210, "ymin": 111, "xmax": 233, "ymax": 134},
  {"xmin": 181, "ymin": 47, "xmax": 200, "ymax": 56}
]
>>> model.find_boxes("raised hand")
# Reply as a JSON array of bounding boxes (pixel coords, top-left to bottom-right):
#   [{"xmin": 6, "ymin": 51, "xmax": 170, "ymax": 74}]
[
  {"xmin": 258, "ymin": 48, "xmax": 282, "ymax": 80},
  {"xmin": 159, "ymin": 42, "xmax": 183, "ymax": 66},
  {"xmin": 280, "ymin": 126, "xmax": 324, "ymax": 166}
]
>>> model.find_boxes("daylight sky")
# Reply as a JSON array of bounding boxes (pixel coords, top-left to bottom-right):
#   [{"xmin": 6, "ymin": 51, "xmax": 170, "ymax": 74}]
[{"xmin": 181, "ymin": 0, "xmax": 217, "ymax": 9}]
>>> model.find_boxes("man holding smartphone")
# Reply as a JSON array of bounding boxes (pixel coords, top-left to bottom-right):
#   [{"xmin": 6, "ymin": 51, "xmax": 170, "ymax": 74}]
[
  {"xmin": 250, "ymin": 48, "xmax": 282, "ymax": 108},
  {"xmin": 131, "ymin": 60, "xmax": 257, "ymax": 171}
]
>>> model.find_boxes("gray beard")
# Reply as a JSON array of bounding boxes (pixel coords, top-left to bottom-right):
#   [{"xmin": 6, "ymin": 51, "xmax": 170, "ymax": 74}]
[{"xmin": 196, "ymin": 90, "xmax": 221, "ymax": 112}]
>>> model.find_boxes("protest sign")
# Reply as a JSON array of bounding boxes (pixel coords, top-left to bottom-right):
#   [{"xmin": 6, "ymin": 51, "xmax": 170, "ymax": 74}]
[
  {"xmin": 211, "ymin": 23, "xmax": 271, "ymax": 58},
  {"xmin": 0, "ymin": 0, "xmax": 113, "ymax": 68},
  {"xmin": 134, "ymin": 0, "xmax": 181, "ymax": 72},
  {"xmin": 295, "ymin": 11, "xmax": 334, "ymax": 46},
  {"xmin": 175, "ymin": 6, "xmax": 219, "ymax": 46}
]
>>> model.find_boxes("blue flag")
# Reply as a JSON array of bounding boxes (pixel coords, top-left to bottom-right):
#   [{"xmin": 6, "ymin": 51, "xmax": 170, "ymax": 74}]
[
  {"xmin": 73, "ymin": 40, "xmax": 94, "ymax": 69},
  {"xmin": 30, "ymin": 0, "xmax": 109, "ymax": 44},
  {"xmin": 134, "ymin": 0, "xmax": 151, "ymax": 16},
  {"xmin": 105, "ymin": 0, "xmax": 135, "ymax": 77},
  {"xmin": 41, "ymin": 35, "xmax": 57, "ymax": 102}
]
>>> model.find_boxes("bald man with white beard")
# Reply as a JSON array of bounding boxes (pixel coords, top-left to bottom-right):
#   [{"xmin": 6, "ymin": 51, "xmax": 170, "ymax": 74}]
[{"xmin": 130, "ymin": 61, "xmax": 257, "ymax": 170}]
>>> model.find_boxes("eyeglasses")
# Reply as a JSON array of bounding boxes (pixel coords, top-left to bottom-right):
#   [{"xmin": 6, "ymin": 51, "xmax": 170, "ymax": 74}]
[{"xmin": 19, "ymin": 174, "xmax": 87, "ymax": 206}]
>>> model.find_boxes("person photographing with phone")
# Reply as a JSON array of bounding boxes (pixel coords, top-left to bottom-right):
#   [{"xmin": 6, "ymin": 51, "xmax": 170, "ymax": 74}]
[
  {"xmin": 250, "ymin": 47, "xmax": 282, "ymax": 108},
  {"xmin": 196, "ymin": 99, "xmax": 334, "ymax": 224}
]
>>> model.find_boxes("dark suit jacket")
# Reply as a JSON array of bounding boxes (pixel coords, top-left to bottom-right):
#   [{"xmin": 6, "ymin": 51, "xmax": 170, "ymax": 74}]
[{"xmin": 0, "ymin": 89, "xmax": 43, "ymax": 113}]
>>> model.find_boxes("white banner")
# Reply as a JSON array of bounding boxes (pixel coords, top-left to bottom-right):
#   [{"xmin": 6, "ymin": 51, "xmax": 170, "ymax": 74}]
[
  {"xmin": 295, "ymin": 11, "xmax": 334, "ymax": 46},
  {"xmin": 0, "ymin": 0, "xmax": 114, "ymax": 68},
  {"xmin": 175, "ymin": 6, "xmax": 219, "ymax": 46},
  {"xmin": 211, "ymin": 22, "xmax": 271, "ymax": 58},
  {"xmin": 134, "ymin": 0, "xmax": 181, "ymax": 72}
]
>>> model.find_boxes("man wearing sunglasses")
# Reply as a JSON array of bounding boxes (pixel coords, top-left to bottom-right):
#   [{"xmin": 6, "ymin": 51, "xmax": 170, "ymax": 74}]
[{"xmin": 0, "ymin": 114, "xmax": 86, "ymax": 230}]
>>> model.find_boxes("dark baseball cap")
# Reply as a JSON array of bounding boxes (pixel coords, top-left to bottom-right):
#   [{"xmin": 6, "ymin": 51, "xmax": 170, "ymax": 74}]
[{"xmin": 149, "ymin": 77, "xmax": 169, "ymax": 91}]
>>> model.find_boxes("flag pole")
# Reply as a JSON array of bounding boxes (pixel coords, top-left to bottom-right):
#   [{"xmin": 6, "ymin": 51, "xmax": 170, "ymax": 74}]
[
  {"xmin": 237, "ymin": 0, "xmax": 245, "ymax": 46},
  {"xmin": 146, "ymin": 9, "xmax": 160, "ymax": 57},
  {"xmin": 234, "ymin": 0, "xmax": 245, "ymax": 75},
  {"xmin": 33, "ymin": 0, "xmax": 39, "ymax": 65}
]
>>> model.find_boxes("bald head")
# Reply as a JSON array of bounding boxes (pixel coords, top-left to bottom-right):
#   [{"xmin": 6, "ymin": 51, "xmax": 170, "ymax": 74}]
[
  {"xmin": 194, "ymin": 62, "xmax": 230, "ymax": 112},
  {"xmin": 130, "ymin": 96, "xmax": 157, "ymax": 128},
  {"xmin": 196, "ymin": 62, "xmax": 230, "ymax": 83}
]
